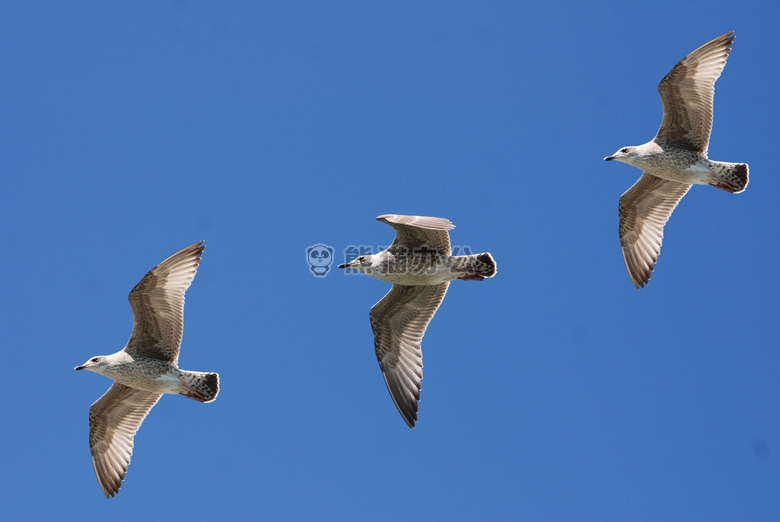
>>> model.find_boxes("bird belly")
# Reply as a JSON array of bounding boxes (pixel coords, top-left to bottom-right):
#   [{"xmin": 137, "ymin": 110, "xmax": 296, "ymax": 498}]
[
  {"xmin": 634, "ymin": 149, "xmax": 713, "ymax": 185},
  {"xmin": 109, "ymin": 367, "xmax": 186, "ymax": 395},
  {"xmin": 369, "ymin": 264, "xmax": 456, "ymax": 285},
  {"xmin": 148, "ymin": 373, "xmax": 189, "ymax": 394},
  {"xmin": 679, "ymin": 163, "xmax": 719, "ymax": 184},
  {"xmin": 364, "ymin": 252, "xmax": 456, "ymax": 285},
  {"xmin": 387, "ymin": 270, "xmax": 454, "ymax": 285}
]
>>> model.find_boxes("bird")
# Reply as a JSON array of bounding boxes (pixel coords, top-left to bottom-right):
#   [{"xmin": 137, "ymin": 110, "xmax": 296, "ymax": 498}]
[
  {"xmin": 604, "ymin": 31, "xmax": 748, "ymax": 289},
  {"xmin": 75, "ymin": 241, "xmax": 219, "ymax": 498},
  {"xmin": 338, "ymin": 214, "xmax": 496, "ymax": 428}
]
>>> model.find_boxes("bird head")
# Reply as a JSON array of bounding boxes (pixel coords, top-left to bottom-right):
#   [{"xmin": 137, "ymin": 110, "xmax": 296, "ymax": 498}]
[
  {"xmin": 338, "ymin": 255, "xmax": 373, "ymax": 273},
  {"xmin": 604, "ymin": 146, "xmax": 637, "ymax": 163},
  {"xmin": 75, "ymin": 356, "xmax": 108, "ymax": 373}
]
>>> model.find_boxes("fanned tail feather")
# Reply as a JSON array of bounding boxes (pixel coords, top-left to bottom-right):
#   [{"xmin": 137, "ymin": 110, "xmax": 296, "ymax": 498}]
[
  {"xmin": 454, "ymin": 252, "xmax": 497, "ymax": 281},
  {"xmin": 475, "ymin": 253, "xmax": 497, "ymax": 278},
  {"xmin": 181, "ymin": 371, "xmax": 220, "ymax": 403},
  {"xmin": 713, "ymin": 162, "xmax": 749, "ymax": 193}
]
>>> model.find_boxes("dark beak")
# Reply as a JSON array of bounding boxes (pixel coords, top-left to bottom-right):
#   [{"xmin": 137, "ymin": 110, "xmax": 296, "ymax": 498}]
[
  {"xmin": 604, "ymin": 156, "xmax": 615, "ymax": 161},
  {"xmin": 74, "ymin": 365, "xmax": 85, "ymax": 370},
  {"xmin": 337, "ymin": 264, "xmax": 347, "ymax": 269}
]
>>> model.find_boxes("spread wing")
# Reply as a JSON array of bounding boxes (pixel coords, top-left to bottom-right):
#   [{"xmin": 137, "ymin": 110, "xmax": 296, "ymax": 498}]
[
  {"xmin": 654, "ymin": 32, "xmax": 734, "ymax": 154},
  {"xmin": 88, "ymin": 383, "xmax": 162, "ymax": 498},
  {"xmin": 369, "ymin": 282, "xmax": 449, "ymax": 428},
  {"xmin": 125, "ymin": 241, "xmax": 204, "ymax": 364},
  {"xmin": 619, "ymin": 173, "xmax": 691, "ymax": 289},
  {"xmin": 377, "ymin": 214, "xmax": 453, "ymax": 256}
]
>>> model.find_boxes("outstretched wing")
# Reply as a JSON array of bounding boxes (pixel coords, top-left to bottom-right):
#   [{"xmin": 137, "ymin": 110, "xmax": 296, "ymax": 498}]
[
  {"xmin": 619, "ymin": 173, "xmax": 691, "ymax": 289},
  {"xmin": 377, "ymin": 214, "xmax": 454, "ymax": 256},
  {"xmin": 88, "ymin": 383, "xmax": 162, "ymax": 498},
  {"xmin": 125, "ymin": 241, "xmax": 204, "ymax": 364},
  {"xmin": 654, "ymin": 32, "xmax": 734, "ymax": 154},
  {"xmin": 369, "ymin": 282, "xmax": 449, "ymax": 428}
]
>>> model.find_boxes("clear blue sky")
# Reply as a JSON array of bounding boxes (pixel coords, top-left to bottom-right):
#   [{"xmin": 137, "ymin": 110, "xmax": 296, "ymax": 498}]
[{"xmin": 2, "ymin": 1, "xmax": 779, "ymax": 520}]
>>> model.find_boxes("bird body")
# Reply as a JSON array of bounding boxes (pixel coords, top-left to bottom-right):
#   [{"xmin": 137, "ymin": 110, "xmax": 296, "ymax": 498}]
[
  {"xmin": 344, "ymin": 248, "xmax": 495, "ymax": 286},
  {"xmin": 607, "ymin": 142, "xmax": 747, "ymax": 192},
  {"xmin": 77, "ymin": 352, "xmax": 218, "ymax": 402}
]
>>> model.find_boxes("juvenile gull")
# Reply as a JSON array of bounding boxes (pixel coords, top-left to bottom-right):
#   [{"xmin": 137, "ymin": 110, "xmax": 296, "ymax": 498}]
[
  {"xmin": 605, "ymin": 32, "xmax": 748, "ymax": 289},
  {"xmin": 75, "ymin": 241, "xmax": 219, "ymax": 498},
  {"xmin": 338, "ymin": 214, "xmax": 496, "ymax": 428}
]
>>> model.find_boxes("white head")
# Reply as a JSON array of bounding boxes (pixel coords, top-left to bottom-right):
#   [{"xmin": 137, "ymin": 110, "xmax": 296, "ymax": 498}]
[
  {"xmin": 604, "ymin": 146, "xmax": 639, "ymax": 164},
  {"xmin": 337, "ymin": 254, "xmax": 377, "ymax": 275},
  {"xmin": 75, "ymin": 356, "xmax": 110, "ymax": 375}
]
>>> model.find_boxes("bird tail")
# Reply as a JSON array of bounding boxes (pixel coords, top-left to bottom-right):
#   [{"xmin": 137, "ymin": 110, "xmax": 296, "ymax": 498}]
[
  {"xmin": 711, "ymin": 162, "xmax": 749, "ymax": 193},
  {"xmin": 454, "ymin": 252, "xmax": 497, "ymax": 281},
  {"xmin": 181, "ymin": 371, "xmax": 220, "ymax": 403}
]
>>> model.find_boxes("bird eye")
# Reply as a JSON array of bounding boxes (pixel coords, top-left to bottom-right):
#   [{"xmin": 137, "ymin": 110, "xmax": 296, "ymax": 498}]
[
  {"xmin": 91, "ymin": 357, "xmax": 99, "ymax": 363},
  {"xmin": 620, "ymin": 147, "xmax": 629, "ymax": 153}
]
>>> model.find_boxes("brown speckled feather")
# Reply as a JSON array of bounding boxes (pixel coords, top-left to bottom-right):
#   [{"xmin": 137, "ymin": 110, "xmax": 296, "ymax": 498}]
[
  {"xmin": 125, "ymin": 241, "xmax": 204, "ymax": 364},
  {"xmin": 654, "ymin": 32, "xmax": 733, "ymax": 154},
  {"xmin": 369, "ymin": 282, "xmax": 449, "ymax": 428},
  {"xmin": 88, "ymin": 383, "xmax": 162, "ymax": 498},
  {"xmin": 619, "ymin": 173, "xmax": 691, "ymax": 288}
]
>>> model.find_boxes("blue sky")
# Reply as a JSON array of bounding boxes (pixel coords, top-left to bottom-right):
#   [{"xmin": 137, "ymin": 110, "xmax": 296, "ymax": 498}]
[{"xmin": 2, "ymin": 1, "xmax": 779, "ymax": 520}]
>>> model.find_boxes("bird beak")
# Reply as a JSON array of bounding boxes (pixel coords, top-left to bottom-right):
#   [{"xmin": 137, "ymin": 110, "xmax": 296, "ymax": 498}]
[
  {"xmin": 337, "ymin": 263, "xmax": 348, "ymax": 269},
  {"xmin": 75, "ymin": 365, "xmax": 86, "ymax": 370},
  {"xmin": 604, "ymin": 156, "xmax": 615, "ymax": 161}
]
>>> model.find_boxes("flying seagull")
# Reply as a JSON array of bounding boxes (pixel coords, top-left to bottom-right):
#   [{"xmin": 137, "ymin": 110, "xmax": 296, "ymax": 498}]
[
  {"xmin": 605, "ymin": 31, "xmax": 748, "ymax": 288},
  {"xmin": 76, "ymin": 241, "xmax": 219, "ymax": 498},
  {"xmin": 339, "ymin": 215, "xmax": 496, "ymax": 428}
]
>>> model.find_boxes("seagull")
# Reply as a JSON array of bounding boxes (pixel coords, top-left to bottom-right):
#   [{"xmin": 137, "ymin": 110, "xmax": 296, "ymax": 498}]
[
  {"xmin": 75, "ymin": 241, "xmax": 219, "ymax": 498},
  {"xmin": 605, "ymin": 32, "xmax": 748, "ymax": 288},
  {"xmin": 338, "ymin": 215, "xmax": 496, "ymax": 428}
]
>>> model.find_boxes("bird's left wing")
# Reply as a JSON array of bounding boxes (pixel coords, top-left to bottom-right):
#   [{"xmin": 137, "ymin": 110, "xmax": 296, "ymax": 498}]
[
  {"xmin": 88, "ymin": 383, "xmax": 162, "ymax": 498},
  {"xmin": 619, "ymin": 173, "xmax": 691, "ymax": 288},
  {"xmin": 369, "ymin": 282, "xmax": 449, "ymax": 428}
]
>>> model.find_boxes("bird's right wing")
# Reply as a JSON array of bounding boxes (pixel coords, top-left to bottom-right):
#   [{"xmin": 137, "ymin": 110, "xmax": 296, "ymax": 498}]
[
  {"xmin": 125, "ymin": 241, "xmax": 204, "ymax": 364},
  {"xmin": 654, "ymin": 32, "xmax": 733, "ymax": 154}
]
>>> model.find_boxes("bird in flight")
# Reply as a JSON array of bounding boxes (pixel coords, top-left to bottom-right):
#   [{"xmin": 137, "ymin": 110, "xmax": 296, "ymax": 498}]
[
  {"xmin": 605, "ymin": 32, "xmax": 748, "ymax": 288},
  {"xmin": 76, "ymin": 241, "xmax": 219, "ymax": 498},
  {"xmin": 339, "ymin": 214, "xmax": 496, "ymax": 428}
]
